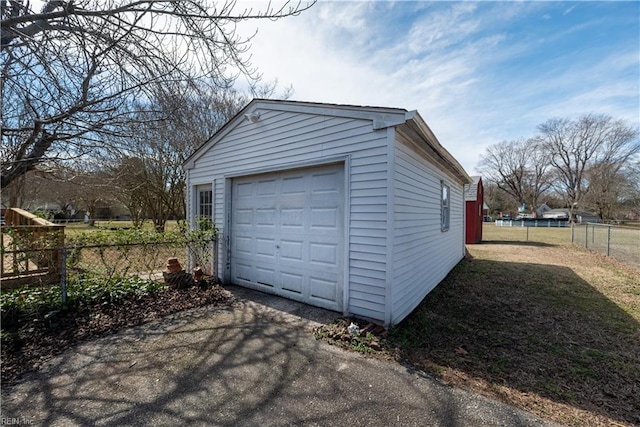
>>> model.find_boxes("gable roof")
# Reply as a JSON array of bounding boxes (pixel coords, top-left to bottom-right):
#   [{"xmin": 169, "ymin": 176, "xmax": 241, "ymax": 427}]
[
  {"xmin": 464, "ymin": 176, "xmax": 482, "ymax": 201},
  {"xmin": 184, "ymin": 99, "xmax": 471, "ymax": 184},
  {"xmin": 536, "ymin": 203, "xmax": 551, "ymax": 216}
]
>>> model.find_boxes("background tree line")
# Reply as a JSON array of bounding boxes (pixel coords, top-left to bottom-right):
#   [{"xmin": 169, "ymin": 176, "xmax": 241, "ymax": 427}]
[
  {"xmin": 478, "ymin": 114, "xmax": 640, "ymax": 221},
  {"xmin": 3, "ymin": 79, "xmax": 290, "ymax": 230}
]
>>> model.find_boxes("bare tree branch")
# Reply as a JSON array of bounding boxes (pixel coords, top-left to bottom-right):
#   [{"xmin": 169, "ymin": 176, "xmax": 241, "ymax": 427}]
[
  {"xmin": 1, "ymin": 0, "xmax": 314, "ymax": 188},
  {"xmin": 537, "ymin": 114, "xmax": 639, "ymax": 219},
  {"xmin": 477, "ymin": 138, "xmax": 552, "ymax": 211}
]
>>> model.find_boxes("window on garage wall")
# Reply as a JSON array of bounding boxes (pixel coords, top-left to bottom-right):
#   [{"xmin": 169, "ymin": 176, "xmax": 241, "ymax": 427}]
[
  {"xmin": 196, "ymin": 185, "xmax": 213, "ymax": 226},
  {"xmin": 441, "ymin": 180, "xmax": 450, "ymax": 231}
]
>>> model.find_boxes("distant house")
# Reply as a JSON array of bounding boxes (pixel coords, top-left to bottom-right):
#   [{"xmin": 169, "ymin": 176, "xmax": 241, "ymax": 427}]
[
  {"xmin": 536, "ymin": 204, "xmax": 569, "ymax": 220},
  {"xmin": 535, "ymin": 203, "xmax": 551, "ymax": 217},
  {"xmin": 464, "ymin": 176, "xmax": 483, "ymax": 244},
  {"xmin": 543, "ymin": 209, "xmax": 570, "ymax": 220},
  {"xmin": 33, "ymin": 202, "xmax": 64, "ymax": 213},
  {"xmin": 184, "ymin": 99, "xmax": 472, "ymax": 325},
  {"xmin": 575, "ymin": 211, "xmax": 601, "ymax": 223}
]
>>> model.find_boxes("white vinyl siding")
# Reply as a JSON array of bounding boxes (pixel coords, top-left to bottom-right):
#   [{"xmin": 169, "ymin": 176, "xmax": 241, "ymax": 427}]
[
  {"xmin": 186, "ymin": 100, "xmax": 470, "ymax": 326},
  {"xmin": 189, "ymin": 108, "xmax": 390, "ymax": 321},
  {"xmin": 390, "ymin": 133, "xmax": 465, "ymax": 325}
]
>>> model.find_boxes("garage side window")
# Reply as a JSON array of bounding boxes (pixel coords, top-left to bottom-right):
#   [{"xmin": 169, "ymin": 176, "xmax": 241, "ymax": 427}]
[
  {"xmin": 197, "ymin": 186, "xmax": 213, "ymax": 228},
  {"xmin": 441, "ymin": 180, "xmax": 450, "ymax": 232}
]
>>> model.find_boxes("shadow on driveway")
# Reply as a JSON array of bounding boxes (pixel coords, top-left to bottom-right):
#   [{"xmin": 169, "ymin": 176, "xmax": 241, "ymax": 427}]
[{"xmin": 1, "ymin": 288, "xmax": 556, "ymax": 426}]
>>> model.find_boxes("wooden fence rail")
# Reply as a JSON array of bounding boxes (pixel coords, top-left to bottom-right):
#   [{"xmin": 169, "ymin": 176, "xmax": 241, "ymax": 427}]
[{"xmin": 0, "ymin": 208, "xmax": 65, "ymax": 289}]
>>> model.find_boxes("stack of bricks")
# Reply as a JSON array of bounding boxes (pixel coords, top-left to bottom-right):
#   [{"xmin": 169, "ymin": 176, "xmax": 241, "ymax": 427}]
[{"xmin": 162, "ymin": 258, "xmax": 193, "ymax": 289}]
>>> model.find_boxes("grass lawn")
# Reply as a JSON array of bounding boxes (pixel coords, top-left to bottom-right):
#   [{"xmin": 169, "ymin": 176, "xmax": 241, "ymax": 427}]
[
  {"xmin": 63, "ymin": 220, "xmax": 183, "ymax": 237},
  {"xmin": 387, "ymin": 224, "xmax": 639, "ymax": 426}
]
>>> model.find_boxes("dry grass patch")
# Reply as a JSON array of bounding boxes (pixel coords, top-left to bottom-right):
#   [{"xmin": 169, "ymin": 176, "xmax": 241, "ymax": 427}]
[{"xmin": 387, "ymin": 225, "xmax": 640, "ymax": 426}]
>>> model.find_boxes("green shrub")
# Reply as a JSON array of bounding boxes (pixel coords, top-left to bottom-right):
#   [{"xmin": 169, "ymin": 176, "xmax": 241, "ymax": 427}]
[{"xmin": 0, "ymin": 275, "xmax": 166, "ymax": 327}]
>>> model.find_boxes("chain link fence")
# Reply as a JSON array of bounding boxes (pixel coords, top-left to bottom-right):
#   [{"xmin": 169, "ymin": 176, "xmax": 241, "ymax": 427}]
[
  {"xmin": 1, "ymin": 230, "xmax": 218, "ymax": 292},
  {"xmin": 486, "ymin": 221, "xmax": 572, "ymax": 245},
  {"xmin": 64, "ymin": 239, "xmax": 217, "ymax": 281},
  {"xmin": 571, "ymin": 223, "xmax": 640, "ymax": 270}
]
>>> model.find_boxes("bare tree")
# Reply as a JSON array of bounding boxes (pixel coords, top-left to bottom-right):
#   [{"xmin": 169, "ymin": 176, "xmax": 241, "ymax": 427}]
[
  {"xmin": 620, "ymin": 160, "xmax": 640, "ymax": 219},
  {"xmin": 477, "ymin": 138, "xmax": 551, "ymax": 211},
  {"xmin": 1, "ymin": 166, "xmax": 80, "ymax": 214},
  {"xmin": 109, "ymin": 81, "xmax": 282, "ymax": 231},
  {"xmin": 483, "ymin": 181, "xmax": 518, "ymax": 217},
  {"xmin": 34, "ymin": 169, "xmax": 77, "ymax": 216},
  {"xmin": 583, "ymin": 164, "xmax": 629, "ymax": 220},
  {"xmin": 1, "ymin": 0, "xmax": 313, "ymax": 188},
  {"xmin": 537, "ymin": 114, "xmax": 639, "ymax": 219},
  {"xmin": 109, "ymin": 156, "xmax": 147, "ymax": 226},
  {"xmin": 58, "ymin": 165, "xmax": 115, "ymax": 224}
]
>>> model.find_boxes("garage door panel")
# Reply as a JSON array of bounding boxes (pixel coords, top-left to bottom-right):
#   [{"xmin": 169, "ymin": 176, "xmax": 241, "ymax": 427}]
[
  {"xmin": 280, "ymin": 239, "xmax": 304, "ymax": 261},
  {"xmin": 282, "ymin": 175, "xmax": 306, "ymax": 194},
  {"xmin": 257, "ymin": 179, "xmax": 277, "ymax": 196},
  {"xmin": 311, "ymin": 171, "xmax": 341, "ymax": 194},
  {"xmin": 255, "ymin": 266, "xmax": 276, "ymax": 286},
  {"xmin": 281, "ymin": 272, "xmax": 304, "ymax": 294},
  {"xmin": 235, "ymin": 209, "xmax": 254, "ymax": 225},
  {"xmin": 281, "ymin": 208, "xmax": 304, "ymax": 228},
  {"xmin": 256, "ymin": 238, "xmax": 276, "ymax": 257},
  {"xmin": 235, "ymin": 236, "xmax": 253, "ymax": 255},
  {"xmin": 310, "ymin": 207, "xmax": 339, "ymax": 230},
  {"xmin": 235, "ymin": 262, "xmax": 253, "ymax": 282},
  {"xmin": 256, "ymin": 208, "xmax": 277, "ymax": 226},
  {"xmin": 236, "ymin": 182, "xmax": 254, "ymax": 198},
  {"xmin": 310, "ymin": 242, "xmax": 338, "ymax": 266},
  {"xmin": 231, "ymin": 163, "xmax": 344, "ymax": 311},
  {"xmin": 310, "ymin": 277, "xmax": 337, "ymax": 302}
]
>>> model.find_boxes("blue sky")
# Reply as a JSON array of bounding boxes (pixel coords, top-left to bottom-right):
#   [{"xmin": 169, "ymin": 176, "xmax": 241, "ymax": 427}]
[{"xmin": 237, "ymin": 1, "xmax": 640, "ymax": 174}]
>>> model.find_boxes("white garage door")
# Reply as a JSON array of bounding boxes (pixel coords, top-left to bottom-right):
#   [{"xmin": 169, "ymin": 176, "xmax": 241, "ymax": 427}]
[{"xmin": 231, "ymin": 164, "xmax": 344, "ymax": 311}]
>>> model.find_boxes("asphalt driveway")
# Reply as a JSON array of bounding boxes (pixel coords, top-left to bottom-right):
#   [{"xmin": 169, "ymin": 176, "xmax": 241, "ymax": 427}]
[{"xmin": 1, "ymin": 286, "xmax": 558, "ymax": 426}]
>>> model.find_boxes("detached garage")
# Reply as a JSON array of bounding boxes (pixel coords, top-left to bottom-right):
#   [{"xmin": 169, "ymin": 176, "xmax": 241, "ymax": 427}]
[{"xmin": 184, "ymin": 99, "xmax": 472, "ymax": 325}]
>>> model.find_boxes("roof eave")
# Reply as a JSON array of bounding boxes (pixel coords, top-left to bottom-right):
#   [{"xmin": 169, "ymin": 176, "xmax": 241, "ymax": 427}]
[{"xmin": 400, "ymin": 113, "xmax": 473, "ymax": 185}]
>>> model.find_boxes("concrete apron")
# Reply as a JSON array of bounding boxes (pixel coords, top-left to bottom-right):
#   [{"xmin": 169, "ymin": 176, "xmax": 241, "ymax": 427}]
[{"xmin": 1, "ymin": 285, "xmax": 558, "ymax": 427}]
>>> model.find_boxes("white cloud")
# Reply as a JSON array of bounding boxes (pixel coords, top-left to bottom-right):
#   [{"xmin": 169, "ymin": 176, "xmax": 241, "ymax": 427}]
[
  {"xmin": 406, "ymin": 3, "xmax": 480, "ymax": 53},
  {"xmin": 235, "ymin": 1, "xmax": 639, "ymax": 174}
]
